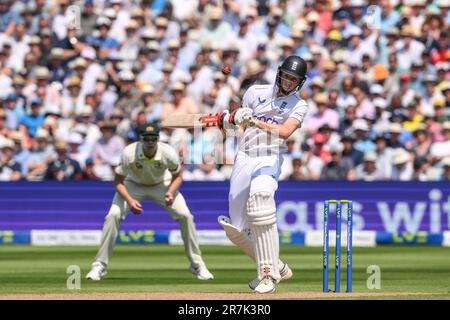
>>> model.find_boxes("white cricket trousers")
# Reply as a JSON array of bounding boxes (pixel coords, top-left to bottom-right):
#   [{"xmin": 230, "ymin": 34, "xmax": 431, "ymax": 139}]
[
  {"xmin": 229, "ymin": 151, "xmax": 282, "ymax": 230},
  {"xmin": 94, "ymin": 180, "xmax": 205, "ymax": 268}
]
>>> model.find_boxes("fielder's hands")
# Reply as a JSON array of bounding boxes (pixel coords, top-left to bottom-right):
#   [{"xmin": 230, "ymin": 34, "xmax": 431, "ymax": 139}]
[
  {"xmin": 128, "ymin": 198, "xmax": 143, "ymax": 214},
  {"xmin": 165, "ymin": 192, "xmax": 174, "ymax": 205},
  {"xmin": 233, "ymin": 107, "xmax": 254, "ymax": 126}
]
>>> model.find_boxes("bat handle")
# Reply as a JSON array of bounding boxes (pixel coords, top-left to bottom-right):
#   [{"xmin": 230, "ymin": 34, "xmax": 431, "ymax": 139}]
[{"xmin": 202, "ymin": 114, "xmax": 220, "ymax": 127}]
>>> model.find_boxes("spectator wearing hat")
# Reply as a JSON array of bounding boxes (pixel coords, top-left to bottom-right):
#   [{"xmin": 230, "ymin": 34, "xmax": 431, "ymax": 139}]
[
  {"xmin": 9, "ymin": 130, "xmax": 30, "ymax": 177},
  {"xmin": 302, "ymin": 10, "xmax": 326, "ymax": 45},
  {"xmin": 431, "ymin": 97, "xmax": 447, "ymax": 125},
  {"xmin": 412, "ymin": 124, "xmax": 432, "ymax": 160},
  {"xmin": 73, "ymin": 105, "xmax": 101, "ymax": 147},
  {"xmin": 379, "ymin": 0, "xmax": 400, "ymax": 33},
  {"xmin": 86, "ymin": 17, "xmax": 119, "ymax": 54},
  {"xmin": 355, "ymin": 152, "xmax": 384, "ymax": 181},
  {"xmin": 108, "ymin": 0, "xmax": 134, "ymax": 44},
  {"xmin": 403, "ymin": 101, "xmax": 424, "ymax": 133},
  {"xmin": 10, "ymin": 75, "xmax": 27, "ymax": 110},
  {"xmin": 48, "ymin": 48, "xmax": 69, "ymax": 83},
  {"xmin": 239, "ymin": 59, "xmax": 269, "ymax": 92},
  {"xmin": 80, "ymin": 0, "xmax": 99, "ymax": 37},
  {"xmin": 396, "ymin": 25, "xmax": 425, "ymax": 71},
  {"xmin": 26, "ymin": 128, "xmax": 54, "ymax": 181},
  {"xmin": 21, "ymin": 4, "xmax": 40, "ymax": 36},
  {"xmin": 92, "ymin": 121, "xmax": 125, "ymax": 180},
  {"xmin": 409, "ymin": 62, "xmax": 425, "ymax": 93},
  {"xmin": 119, "ymin": 20, "xmax": 141, "ymax": 63},
  {"xmin": 45, "ymin": 140, "xmax": 82, "ymax": 181},
  {"xmin": 18, "ymin": 97, "xmax": 45, "ymax": 137},
  {"xmin": 0, "ymin": 139, "xmax": 22, "ymax": 181},
  {"xmin": 27, "ymin": 66, "xmax": 62, "ymax": 109},
  {"xmin": 341, "ymin": 134, "xmax": 364, "ymax": 167},
  {"xmin": 61, "ymin": 76, "xmax": 82, "ymax": 118},
  {"xmin": 115, "ymin": 70, "xmax": 141, "ymax": 114},
  {"xmin": 322, "ymin": 60, "xmax": 341, "ymax": 92},
  {"xmin": 352, "ymin": 119, "xmax": 376, "ymax": 153},
  {"xmin": 429, "ymin": 122, "xmax": 450, "ymax": 163},
  {"xmin": 307, "ymin": 76, "xmax": 325, "ymax": 99},
  {"xmin": 138, "ymin": 41, "xmax": 164, "ymax": 86},
  {"xmin": 386, "ymin": 122, "xmax": 406, "ymax": 149},
  {"xmin": 3, "ymin": 93, "xmax": 24, "ymax": 130},
  {"xmin": 343, "ymin": 25, "xmax": 375, "ymax": 68},
  {"xmin": 200, "ymin": 6, "xmax": 232, "ymax": 49},
  {"xmin": 372, "ymin": 134, "xmax": 393, "ymax": 179},
  {"xmin": 372, "ymin": 97, "xmax": 392, "ymax": 134},
  {"xmin": 391, "ymin": 148, "xmax": 413, "ymax": 181},
  {"xmin": 221, "ymin": 17, "xmax": 258, "ymax": 62},
  {"xmin": 79, "ymin": 46, "xmax": 104, "ymax": 97},
  {"xmin": 162, "ymin": 81, "xmax": 198, "ymax": 121},
  {"xmin": 137, "ymin": 84, "xmax": 162, "ymax": 123},
  {"xmin": 441, "ymin": 82, "xmax": 450, "ymax": 106},
  {"xmin": 437, "ymin": 157, "xmax": 450, "ymax": 181},
  {"xmin": 67, "ymin": 131, "xmax": 89, "ymax": 170}
]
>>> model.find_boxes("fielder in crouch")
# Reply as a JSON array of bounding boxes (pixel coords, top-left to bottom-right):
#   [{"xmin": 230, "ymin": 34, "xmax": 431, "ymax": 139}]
[
  {"xmin": 217, "ymin": 55, "xmax": 309, "ymax": 293},
  {"xmin": 86, "ymin": 123, "xmax": 214, "ymax": 281}
]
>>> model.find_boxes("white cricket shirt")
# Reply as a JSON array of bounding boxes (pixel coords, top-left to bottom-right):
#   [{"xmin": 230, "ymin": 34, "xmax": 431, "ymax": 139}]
[
  {"xmin": 115, "ymin": 142, "xmax": 181, "ymax": 185},
  {"xmin": 240, "ymin": 84, "xmax": 309, "ymax": 156}
]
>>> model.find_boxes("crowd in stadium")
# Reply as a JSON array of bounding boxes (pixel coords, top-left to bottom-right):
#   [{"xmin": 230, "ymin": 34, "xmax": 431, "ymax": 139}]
[{"xmin": 0, "ymin": 0, "xmax": 449, "ymax": 182}]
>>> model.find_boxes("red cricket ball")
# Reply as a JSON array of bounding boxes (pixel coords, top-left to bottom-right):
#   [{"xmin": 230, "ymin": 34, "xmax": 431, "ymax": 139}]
[{"xmin": 221, "ymin": 65, "xmax": 231, "ymax": 75}]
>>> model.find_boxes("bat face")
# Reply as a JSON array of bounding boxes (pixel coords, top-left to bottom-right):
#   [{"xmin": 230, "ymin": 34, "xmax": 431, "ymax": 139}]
[{"xmin": 161, "ymin": 114, "xmax": 219, "ymax": 128}]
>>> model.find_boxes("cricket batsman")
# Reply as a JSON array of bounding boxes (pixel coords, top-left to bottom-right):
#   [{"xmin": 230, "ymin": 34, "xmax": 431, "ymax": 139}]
[
  {"xmin": 217, "ymin": 55, "xmax": 308, "ymax": 293},
  {"xmin": 86, "ymin": 123, "xmax": 214, "ymax": 281}
]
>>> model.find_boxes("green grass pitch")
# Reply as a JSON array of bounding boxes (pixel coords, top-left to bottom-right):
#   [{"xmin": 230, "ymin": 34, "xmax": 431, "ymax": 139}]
[{"xmin": 0, "ymin": 245, "xmax": 449, "ymax": 299}]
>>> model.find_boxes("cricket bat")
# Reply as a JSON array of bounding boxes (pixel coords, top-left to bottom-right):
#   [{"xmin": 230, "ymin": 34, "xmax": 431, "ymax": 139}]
[{"xmin": 161, "ymin": 113, "xmax": 220, "ymax": 128}]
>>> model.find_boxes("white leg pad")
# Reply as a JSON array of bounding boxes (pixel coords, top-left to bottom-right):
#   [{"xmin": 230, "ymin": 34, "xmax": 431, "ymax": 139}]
[
  {"xmin": 253, "ymin": 224, "xmax": 280, "ymax": 281},
  {"xmin": 218, "ymin": 216, "xmax": 255, "ymax": 261},
  {"xmin": 246, "ymin": 192, "xmax": 280, "ymax": 281},
  {"xmin": 246, "ymin": 192, "xmax": 276, "ymax": 226}
]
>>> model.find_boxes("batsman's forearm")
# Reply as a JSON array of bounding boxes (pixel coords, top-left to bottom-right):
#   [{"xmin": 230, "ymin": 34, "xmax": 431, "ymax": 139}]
[{"xmin": 254, "ymin": 121, "xmax": 290, "ymax": 140}]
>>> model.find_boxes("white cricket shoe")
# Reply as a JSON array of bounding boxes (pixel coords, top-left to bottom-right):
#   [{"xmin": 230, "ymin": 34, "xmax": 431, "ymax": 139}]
[
  {"xmin": 86, "ymin": 262, "xmax": 107, "ymax": 281},
  {"xmin": 189, "ymin": 265, "xmax": 214, "ymax": 280},
  {"xmin": 248, "ymin": 262, "xmax": 293, "ymax": 290},
  {"xmin": 254, "ymin": 276, "xmax": 277, "ymax": 294}
]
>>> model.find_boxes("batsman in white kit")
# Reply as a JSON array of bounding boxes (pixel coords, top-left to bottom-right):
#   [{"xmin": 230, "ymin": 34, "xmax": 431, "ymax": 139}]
[
  {"xmin": 86, "ymin": 123, "xmax": 214, "ymax": 281},
  {"xmin": 217, "ymin": 56, "xmax": 308, "ymax": 293}
]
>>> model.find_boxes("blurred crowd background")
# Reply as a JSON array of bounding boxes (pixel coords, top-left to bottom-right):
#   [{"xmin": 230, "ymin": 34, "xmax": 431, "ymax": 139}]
[{"xmin": 0, "ymin": 0, "xmax": 449, "ymax": 182}]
